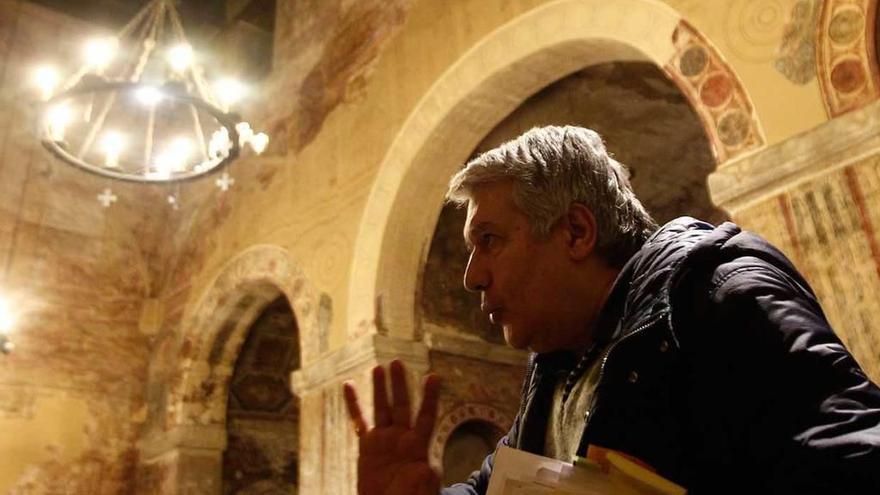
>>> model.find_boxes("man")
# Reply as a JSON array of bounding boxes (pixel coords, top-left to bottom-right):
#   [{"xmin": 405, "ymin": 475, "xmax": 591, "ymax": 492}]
[{"xmin": 343, "ymin": 126, "xmax": 880, "ymax": 494}]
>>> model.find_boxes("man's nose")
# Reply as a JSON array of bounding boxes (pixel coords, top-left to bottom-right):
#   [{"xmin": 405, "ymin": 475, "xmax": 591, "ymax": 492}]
[{"xmin": 463, "ymin": 252, "xmax": 488, "ymax": 292}]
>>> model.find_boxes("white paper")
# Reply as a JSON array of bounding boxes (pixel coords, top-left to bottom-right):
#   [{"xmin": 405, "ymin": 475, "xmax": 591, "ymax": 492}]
[{"xmin": 486, "ymin": 446, "xmax": 614, "ymax": 495}]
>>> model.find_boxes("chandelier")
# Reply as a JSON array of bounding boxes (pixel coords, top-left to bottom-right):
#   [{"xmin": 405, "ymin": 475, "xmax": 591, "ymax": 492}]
[{"xmin": 32, "ymin": 0, "xmax": 269, "ymax": 206}]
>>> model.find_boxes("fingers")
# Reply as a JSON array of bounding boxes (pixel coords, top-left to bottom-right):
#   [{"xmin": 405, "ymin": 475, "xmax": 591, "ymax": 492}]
[
  {"xmin": 414, "ymin": 374, "xmax": 441, "ymax": 450},
  {"xmin": 372, "ymin": 365, "xmax": 392, "ymax": 427},
  {"xmin": 342, "ymin": 381, "xmax": 368, "ymax": 437},
  {"xmin": 390, "ymin": 360, "xmax": 411, "ymax": 427},
  {"xmin": 356, "ymin": 361, "xmax": 439, "ymax": 440}
]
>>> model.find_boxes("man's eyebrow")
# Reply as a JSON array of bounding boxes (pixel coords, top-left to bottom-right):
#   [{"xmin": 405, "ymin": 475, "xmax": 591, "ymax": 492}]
[{"xmin": 463, "ymin": 221, "xmax": 495, "ymax": 251}]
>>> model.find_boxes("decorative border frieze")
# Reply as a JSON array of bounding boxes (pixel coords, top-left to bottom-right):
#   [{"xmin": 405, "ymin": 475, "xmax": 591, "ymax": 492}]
[
  {"xmin": 817, "ymin": 0, "xmax": 880, "ymax": 117},
  {"xmin": 428, "ymin": 402, "xmax": 514, "ymax": 471},
  {"xmin": 664, "ymin": 20, "xmax": 766, "ymax": 164},
  {"xmin": 709, "ymin": 100, "xmax": 880, "ymax": 211}
]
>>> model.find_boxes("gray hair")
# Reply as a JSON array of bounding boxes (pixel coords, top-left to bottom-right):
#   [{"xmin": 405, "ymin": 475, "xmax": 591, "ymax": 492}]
[{"xmin": 446, "ymin": 126, "xmax": 657, "ymax": 267}]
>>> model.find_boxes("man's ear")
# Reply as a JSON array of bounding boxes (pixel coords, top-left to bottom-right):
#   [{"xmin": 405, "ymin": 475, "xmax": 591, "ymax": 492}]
[{"xmin": 563, "ymin": 203, "xmax": 597, "ymax": 260}]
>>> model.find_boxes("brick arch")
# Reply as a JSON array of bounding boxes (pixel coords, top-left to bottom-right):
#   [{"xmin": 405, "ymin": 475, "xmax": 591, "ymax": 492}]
[
  {"xmin": 347, "ymin": 0, "xmax": 764, "ymax": 342},
  {"xmin": 428, "ymin": 403, "xmax": 513, "ymax": 471},
  {"xmin": 168, "ymin": 244, "xmax": 319, "ymax": 428},
  {"xmin": 817, "ymin": 0, "xmax": 880, "ymax": 116}
]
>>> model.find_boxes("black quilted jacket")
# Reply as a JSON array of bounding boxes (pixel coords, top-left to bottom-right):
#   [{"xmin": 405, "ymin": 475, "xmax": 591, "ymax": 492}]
[{"xmin": 442, "ymin": 217, "xmax": 880, "ymax": 494}]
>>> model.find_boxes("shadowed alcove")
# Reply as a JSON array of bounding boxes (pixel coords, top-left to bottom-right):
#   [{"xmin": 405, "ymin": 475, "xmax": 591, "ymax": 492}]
[
  {"xmin": 441, "ymin": 420, "xmax": 505, "ymax": 487},
  {"xmin": 223, "ymin": 296, "xmax": 301, "ymax": 495}
]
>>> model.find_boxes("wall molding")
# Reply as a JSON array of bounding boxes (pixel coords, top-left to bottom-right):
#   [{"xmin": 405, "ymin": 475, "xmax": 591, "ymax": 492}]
[
  {"xmin": 709, "ymin": 100, "xmax": 880, "ymax": 212},
  {"xmin": 290, "ymin": 334, "xmax": 430, "ymax": 395}
]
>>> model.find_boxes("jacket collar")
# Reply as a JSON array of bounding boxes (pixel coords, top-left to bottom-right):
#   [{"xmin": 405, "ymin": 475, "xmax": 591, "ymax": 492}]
[
  {"xmin": 530, "ymin": 218, "xmax": 744, "ymax": 371},
  {"xmin": 615, "ymin": 217, "xmax": 741, "ymax": 344}
]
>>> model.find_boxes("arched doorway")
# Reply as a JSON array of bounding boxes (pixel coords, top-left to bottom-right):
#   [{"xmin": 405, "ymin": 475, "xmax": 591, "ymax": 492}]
[
  {"xmin": 420, "ymin": 60, "xmax": 725, "ymax": 345},
  {"xmin": 348, "ymin": 0, "xmax": 763, "ymax": 343},
  {"xmin": 223, "ymin": 296, "xmax": 301, "ymax": 494},
  {"xmin": 139, "ymin": 246, "xmax": 319, "ymax": 494}
]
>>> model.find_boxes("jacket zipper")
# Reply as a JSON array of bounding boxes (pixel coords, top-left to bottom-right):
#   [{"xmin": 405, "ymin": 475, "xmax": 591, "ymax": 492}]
[
  {"xmin": 580, "ymin": 311, "xmax": 669, "ymax": 441},
  {"xmin": 513, "ymin": 354, "xmax": 536, "ymax": 447}
]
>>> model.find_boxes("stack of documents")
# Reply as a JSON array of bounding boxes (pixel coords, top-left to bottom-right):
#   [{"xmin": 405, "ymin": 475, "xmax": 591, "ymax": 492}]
[{"xmin": 485, "ymin": 446, "xmax": 686, "ymax": 495}]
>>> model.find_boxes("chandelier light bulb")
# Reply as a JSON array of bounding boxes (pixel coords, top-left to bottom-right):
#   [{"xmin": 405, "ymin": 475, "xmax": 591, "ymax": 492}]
[
  {"xmin": 215, "ymin": 78, "xmax": 246, "ymax": 109},
  {"xmin": 169, "ymin": 136, "xmax": 192, "ymax": 158},
  {"xmin": 46, "ymin": 103, "xmax": 73, "ymax": 141},
  {"xmin": 153, "ymin": 137, "xmax": 192, "ymax": 178},
  {"xmin": 83, "ymin": 37, "xmax": 118, "ymax": 71},
  {"xmin": 167, "ymin": 43, "xmax": 194, "ymax": 73},
  {"xmin": 0, "ymin": 296, "xmax": 15, "ymax": 335},
  {"xmin": 100, "ymin": 130, "xmax": 126, "ymax": 167},
  {"xmin": 209, "ymin": 127, "xmax": 232, "ymax": 159},
  {"xmin": 33, "ymin": 65, "xmax": 59, "ymax": 100},
  {"xmin": 152, "ymin": 153, "xmax": 174, "ymax": 179},
  {"xmin": 250, "ymin": 132, "xmax": 269, "ymax": 154},
  {"xmin": 235, "ymin": 121, "xmax": 253, "ymax": 147},
  {"xmin": 135, "ymin": 86, "xmax": 163, "ymax": 106}
]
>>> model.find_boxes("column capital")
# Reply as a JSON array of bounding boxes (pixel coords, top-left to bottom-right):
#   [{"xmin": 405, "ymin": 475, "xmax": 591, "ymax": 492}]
[
  {"xmin": 138, "ymin": 424, "xmax": 228, "ymax": 461},
  {"xmin": 291, "ymin": 333, "xmax": 430, "ymax": 395}
]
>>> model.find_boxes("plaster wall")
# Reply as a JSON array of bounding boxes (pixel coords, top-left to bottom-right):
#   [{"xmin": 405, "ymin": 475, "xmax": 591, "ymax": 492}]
[
  {"xmin": 1, "ymin": 0, "xmax": 879, "ymax": 493},
  {"xmin": 0, "ymin": 2, "xmax": 160, "ymax": 492}
]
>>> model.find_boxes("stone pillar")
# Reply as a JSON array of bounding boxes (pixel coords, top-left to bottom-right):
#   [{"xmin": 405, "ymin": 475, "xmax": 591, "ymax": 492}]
[
  {"xmin": 708, "ymin": 101, "xmax": 880, "ymax": 382},
  {"xmin": 291, "ymin": 333, "xmax": 430, "ymax": 495},
  {"xmin": 136, "ymin": 425, "xmax": 227, "ymax": 495}
]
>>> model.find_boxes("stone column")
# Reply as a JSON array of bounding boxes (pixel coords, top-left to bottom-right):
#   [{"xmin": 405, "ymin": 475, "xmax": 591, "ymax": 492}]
[
  {"xmin": 136, "ymin": 425, "xmax": 227, "ymax": 495},
  {"xmin": 291, "ymin": 333, "xmax": 430, "ymax": 495},
  {"xmin": 708, "ymin": 101, "xmax": 880, "ymax": 382}
]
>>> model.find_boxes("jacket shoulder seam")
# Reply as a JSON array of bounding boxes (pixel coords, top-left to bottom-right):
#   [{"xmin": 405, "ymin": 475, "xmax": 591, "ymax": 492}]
[{"xmin": 709, "ymin": 264, "xmax": 771, "ymax": 298}]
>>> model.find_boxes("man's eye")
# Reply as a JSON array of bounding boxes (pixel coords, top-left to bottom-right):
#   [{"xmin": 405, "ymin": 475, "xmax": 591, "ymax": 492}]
[{"xmin": 480, "ymin": 233, "xmax": 496, "ymax": 247}]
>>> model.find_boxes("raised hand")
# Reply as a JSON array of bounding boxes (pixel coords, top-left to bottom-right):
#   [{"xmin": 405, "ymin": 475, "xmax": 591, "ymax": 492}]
[{"xmin": 343, "ymin": 360, "xmax": 442, "ymax": 495}]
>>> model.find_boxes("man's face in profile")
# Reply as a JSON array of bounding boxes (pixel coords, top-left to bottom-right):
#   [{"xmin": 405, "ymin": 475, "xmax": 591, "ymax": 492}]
[{"xmin": 462, "ymin": 181, "xmax": 577, "ymax": 353}]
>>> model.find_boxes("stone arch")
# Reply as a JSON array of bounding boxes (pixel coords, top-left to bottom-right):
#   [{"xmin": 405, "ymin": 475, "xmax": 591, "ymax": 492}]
[
  {"xmin": 817, "ymin": 0, "xmax": 880, "ymax": 116},
  {"xmin": 428, "ymin": 403, "xmax": 513, "ymax": 471},
  {"xmin": 347, "ymin": 0, "xmax": 764, "ymax": 341},
  {"xmin": 169, "ymin": 244, "xmax": 319, "ymax": 429}
]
